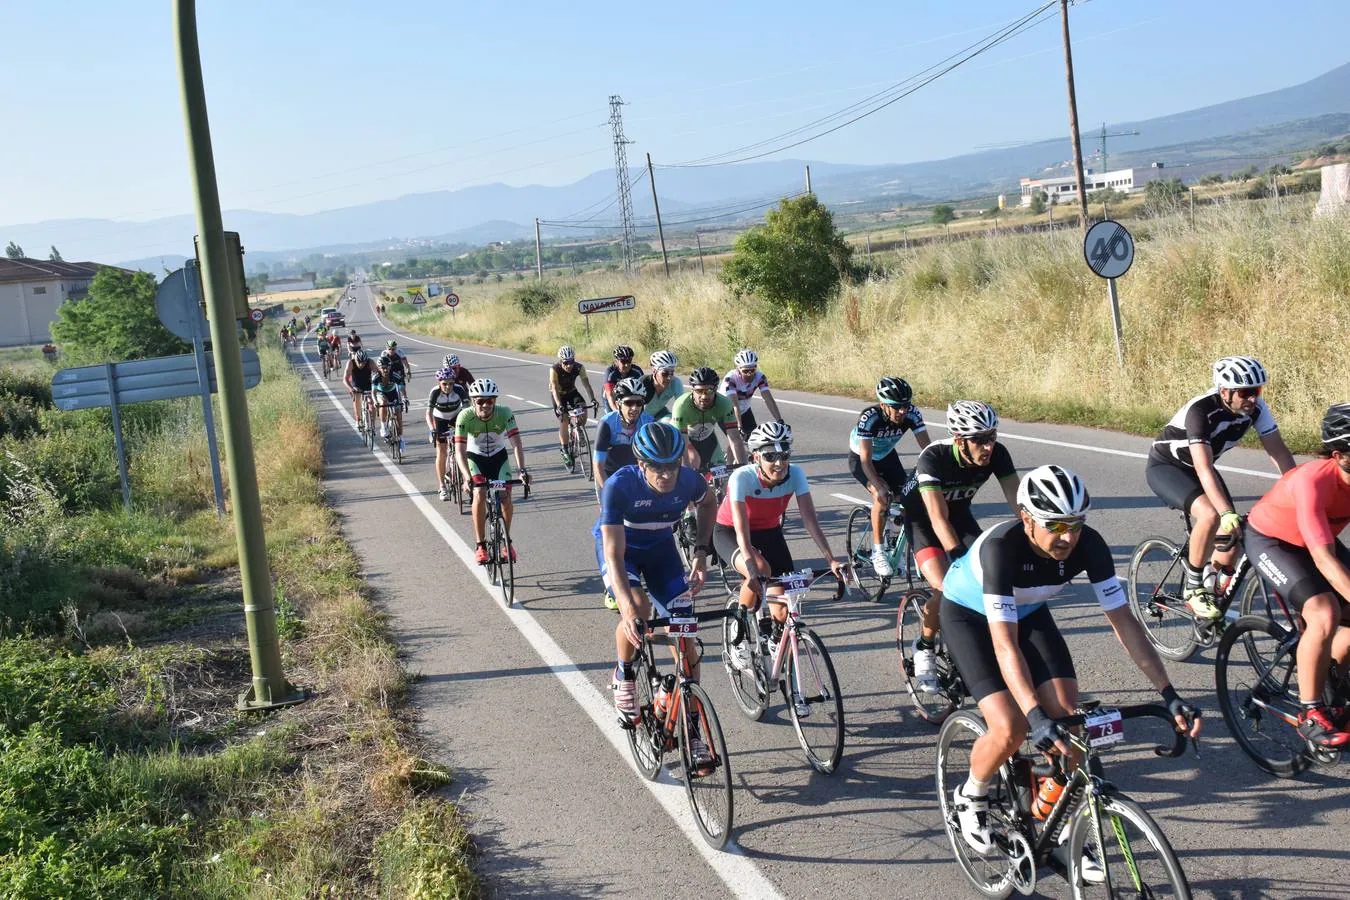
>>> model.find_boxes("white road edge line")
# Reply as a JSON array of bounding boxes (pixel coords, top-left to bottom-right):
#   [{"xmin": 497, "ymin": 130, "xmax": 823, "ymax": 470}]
[
  {"xmin": 831, "ymin": 492, "xmax": 870, "ymax": 508},
  {"xmin": 300, "ymin": 336, "xmax": 784, "ymax": 900},
  {"xmin": 367, "ymin": 306, "xmax": 1278, "ymax": 481}
]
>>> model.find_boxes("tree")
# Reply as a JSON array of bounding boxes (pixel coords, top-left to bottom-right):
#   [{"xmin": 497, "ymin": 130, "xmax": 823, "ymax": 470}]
[
  {"xmin": 1087, "ymin": 188, "xmax": 1124, "ymax": 205},
  {"xmin": 5, "ymin": 242, "xmax": 24, "ymax": 259},
  {"xmin": 720, "ymin": 194, "xmax": 853, "ymax": 317},
  {"xmin": 48, "ymin": 246, "xmax": 63, "ymax": 262},
  {"xmin": 50, "ymin": 268, "xmax": 188, "ymax": 362},
  {"xmin": 931, "ymin": 204, "xmax": 956, "ymax": 225},
  {"xmin": 1029, "ymin": 192, "xmax": 1047, "ymax": 215},
  {"xmin": 1143, "ymin": 178, "xmax": 1186, "ymax": 213}
]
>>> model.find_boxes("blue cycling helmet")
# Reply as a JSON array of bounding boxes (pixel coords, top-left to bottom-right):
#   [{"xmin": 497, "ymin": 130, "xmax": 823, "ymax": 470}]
[{"xmin": 632, "ymin": 421, "xmax": 685, "ymax": 465}]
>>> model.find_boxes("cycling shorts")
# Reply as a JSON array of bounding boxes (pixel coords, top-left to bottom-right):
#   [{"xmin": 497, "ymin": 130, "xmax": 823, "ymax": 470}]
[
  {"xmin": 712, "ymin": 523, "xmax": 793, "ymax": 578},
  {"xmin": 374, "ymin": 390, "xmax": 401, "ymax": 408},
  {"xmin": 1145, "ymin": 459, "xmax": 1225, "ymax": 514},
  {"xmin": 848, "ymin": 450, "xmax": 907, "ymax": 495},
  {"xmin": 1245, "ymin": 525, "xmax": 1350, "ymax": 611},
  {"xmin": 942, "ymin": 596, "xmax": 1076, "ymax": 702},
  {"xmin": 555, "ymin": 391, "xmax": 587, "ymax": 415},
  {"xmin": 593, "ymin": 531, "xmax": 690, "ymax": 616},
  {"xmin": 466, "ymin": 450, "xmax": 510, "ymax": 481},
  {"xmin": 910, "ymin": 505, "xmax": 982, "ymax": 569},
  {"xmin": 432, "ymin": 417, "xmax": 456, "ymax": 442},
  {"xmin": 690, "ymin": 433, "xmax": 726, "ymax": 470}
]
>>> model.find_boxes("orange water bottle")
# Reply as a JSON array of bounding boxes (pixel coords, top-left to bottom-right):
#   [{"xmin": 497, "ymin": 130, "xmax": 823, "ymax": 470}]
[{"xmin": 1033, "ymin": 773, "xmax": 1067, "ymax": 820}]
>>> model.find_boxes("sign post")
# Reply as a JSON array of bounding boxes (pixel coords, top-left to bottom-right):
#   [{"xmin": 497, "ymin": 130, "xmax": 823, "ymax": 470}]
[
  {"xmin": 577, "ymin": 295, "xmax": 636, "ymax": 338},
  {"xmin": 1082, "ymin": 220, "xmax": 1134, "ymax": 366},
  {"xmin": 106, "ymin": 363, "xmax": 132, "ymax": 510}
]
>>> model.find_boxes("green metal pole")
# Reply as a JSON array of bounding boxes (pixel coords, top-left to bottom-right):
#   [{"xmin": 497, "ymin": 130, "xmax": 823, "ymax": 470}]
[{"xmin": 174, "ymin": 0, "xmax": 303, "ymax": 711}]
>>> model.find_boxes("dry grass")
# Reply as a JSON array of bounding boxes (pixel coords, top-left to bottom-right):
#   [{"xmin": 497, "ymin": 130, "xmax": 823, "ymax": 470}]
[{"xmin": 254, "ymin": 287, "xmax": 342, "ymax": 308}]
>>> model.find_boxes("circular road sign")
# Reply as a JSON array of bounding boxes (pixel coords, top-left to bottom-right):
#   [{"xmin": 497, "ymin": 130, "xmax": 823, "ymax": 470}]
[
  {"xmin": 249, "ymin": 308, "xmax": 265, "ymax": 323},
  {"xmin": 292, "ymin": 305, "xmax": 301, "ymax": 314},
  {"xmin": 1083, "ymin": 219, "xmax": 1135, "ymax": 279},
  {"xmin": 446, "ymin": 292, "xmax": 460, "ymax": 308}
]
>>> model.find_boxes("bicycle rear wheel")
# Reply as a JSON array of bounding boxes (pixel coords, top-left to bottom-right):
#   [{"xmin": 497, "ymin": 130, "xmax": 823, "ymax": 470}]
[
  {"xmin": 1215, "ymin": 614, "xmax": 1312, "ymax": 777},
  {"xmin": 1127, "ymin": 536, "xmax": 1197, "ymax": 662},
  {"xmin": 578, "ymin": 426, "xmax": 593, "ymax": 481},
  {"xmin": 846, "ymin": 506, "xmax": 891, "ymax": 602},
  {"xmin": 456, "ymin": 470, "xmax": 469, "ymax": 516},
  {"xmin": 935, "ymin": 711, "xmax": 1023, "ymax": 899},
  {"xmin": 626, "ymin": 656, "xmax": 663, "ymax": 780},
  {"xmin": 897, "ymin": 589, "xmax": 961, "ymax": 724},
  {"xmin": 497, "ymin": 516, "xmax": 515, "ymax": 608},
  {"xmin": 678, "ymin": 682, "xmax": 734, "ymax": 850},
  {"xmin": 722, "ymin": 598, "xmax": 769, "ymax": 721},
  {"xmin": 784, "ymin": 627, "xmax": 844, "ymax": 774},
  {"xmin": 1068, "ymin": 794, "xmax": 1191, "ymax": 899}
]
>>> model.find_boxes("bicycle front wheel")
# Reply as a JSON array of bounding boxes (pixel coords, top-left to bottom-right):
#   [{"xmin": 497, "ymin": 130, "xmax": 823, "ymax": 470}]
[
  {"xmin": 1068, "ymin": 794, "xmax": 1190, "ymax": 899},
  {"xmin": 935, "ymin": 711, "xmax": 1022, "ymax": 899},
  {"xmin": 846, "ymin": 506, "xmax": 890, "ymax": 602},
  {"xmin": 1126, "ymin": 536, "xmax": 1197, "ymax": 662},
  {"xmin": 578, "ymin": 427, "xmax": 593, "ymax": 481},
  {"xmin": 627, "ymin": 656, "xmax": 663, "ymax": 780},
  {"xmin": 897, "ymin": 589, "xmax": 960, "ymax": 724},
  {"xmin": 785, "ymin": 627, "xmax": 844, "ymax": 774},
  {"xmin": 498, "ymin": 518, "xmax": 515, "ymax": 607},
  {"xmin": 722, "ymin": 598, "xmax": 768, "ymax": 721},
  {"xmin": 1215, "ymin": 614, "xmax": 1311, "ymax": 778},
  {"xmin": 678, "ymin": 682, "xmax": 734, "ymax": 850}
]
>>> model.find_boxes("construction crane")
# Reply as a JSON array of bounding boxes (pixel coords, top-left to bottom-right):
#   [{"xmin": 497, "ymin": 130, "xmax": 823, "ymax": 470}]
[{"xmin": 1095, "ymin": 122, "xmax": 1140, "ymax": 173}]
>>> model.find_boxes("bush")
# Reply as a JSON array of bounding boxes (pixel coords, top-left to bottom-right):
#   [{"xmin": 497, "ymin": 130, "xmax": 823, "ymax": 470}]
[
  {"xmin": 0, "ymin": 639, "xmax": 120, "ymax": 740},
  {"xmin": 507, "ymin": 282, "xmax": 563, "ymax": 317},
  {"xmin": 931, "ymin": 204, "xmax": 956, "ymax": 224},
  {"xmin": 721, "ymin": 194, "xmax": 852, "ymax": 317}
]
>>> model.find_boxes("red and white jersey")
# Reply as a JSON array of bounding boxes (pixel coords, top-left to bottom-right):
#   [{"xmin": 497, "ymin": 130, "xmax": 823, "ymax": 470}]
[{"xmin": 720, "ymin": 368, "xmax": 769, "ymax": 414}]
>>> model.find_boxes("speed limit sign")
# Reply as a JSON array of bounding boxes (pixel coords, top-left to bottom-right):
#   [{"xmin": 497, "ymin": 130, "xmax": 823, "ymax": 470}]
[
  {"xmin": 1083, "ymin": 220, "xmax": 1135, "ymax": 279},
  {"xmin": 249, "ymin": 308, "xmax": 264, "ymax": 323},
  {"xmin": 445, "ymin": 292, "xmax": 460, "ymax": 308}
]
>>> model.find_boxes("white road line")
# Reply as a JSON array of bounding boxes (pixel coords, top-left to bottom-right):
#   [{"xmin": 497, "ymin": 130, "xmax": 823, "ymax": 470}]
[
  {"xmin": 507, "ymin": 393, "xmax": 550, "ymax": 408},
  {"xmin": 299, "ymin": 342, "xmax": 784, "ymax": 900},
  {"xmin": 831, "ymin": 492, "xmax": 869, "ymax": 508},
  {"xmin": 364, "ymin": 295, "xmax": 1279, "ymax": 481}
]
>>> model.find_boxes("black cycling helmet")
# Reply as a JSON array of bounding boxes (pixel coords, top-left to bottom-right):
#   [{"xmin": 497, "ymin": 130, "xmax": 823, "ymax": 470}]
[
  {"xmin": 688, "ymin": 366, "xmax": 719, "ymax": 388},
  {"xmin": 1321, "ymin": 403, "xmax": 1350, "ymax": 451},
  {"xmin": 876, "ymin": 376, "xmax": 913, "ymax": 406},
  {"xmin": 613, "ymin": 345, "xmax": 635, "ymax": 363},
  {"xmin": 633, "ymin": 422, "xmax": 685, "ymax": 465}
]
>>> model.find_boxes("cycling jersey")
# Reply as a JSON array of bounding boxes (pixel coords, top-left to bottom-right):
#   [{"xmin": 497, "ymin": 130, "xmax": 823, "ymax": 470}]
[
  {"xmin": 454, "ymin": 406, "xmax": 519, "ymax": 457},
  {"xmin": 1150, "ymin": 390, "xmax": 1278, "ymax": 468},
  {"xmin": 944, "ymin": 519, "xmax": 1127, "ymax": 623},
  {"xmin": 720, "ymin": 368, "xmax": 769, "ymax": 414},
  {"xmin": 595, "ymin": 465, "xmax": 707, "ymax": 551},
  {"xmin": 669, "ymin": 392, "xmax": 738, "ymax": 442},
  {"xmin": 715, "ymin": 464, "xmax": 810, "ymax": 531},
  {"xmin": 603, "ymin": 363, "xmax": 643, "ymax": 393},
  {"xmin": 1247, "ymin": 458, "xmax": 1350, "ymax": 549},
  {"xmin": 371, "ymin": 371, "xmax": 401, "ymax": 397},
  {"xmin": 383, "ymin": 349, "xmax": 408, "ymax": 379},
  {"xmin": 595, "ymin": 410, "xmax": 654, "ymax": 474},
  {"xmin": 848, "ymin": 404, "xmax": 926, "ymax": 457},
  {"xmin": 550, "ymin": 361, "xmax": 588, "ymax": 397},
  {"xmin": 641, "ymin": 374, "xmax": 684, "ymax": 419},
  {"xmin": 901, "ymin": 440, "xmax": 1016, "ymax": 518},
  {"xmin": 426, "ymin": 383, "xmax": 469, "ymax": 421},
  {"xmin": 445, "ymin": 365, "xmax": 475, "ymax": 387},
  {"xmin": 348, "ymin": 360, "xmax": 373, "ymax": 393}
]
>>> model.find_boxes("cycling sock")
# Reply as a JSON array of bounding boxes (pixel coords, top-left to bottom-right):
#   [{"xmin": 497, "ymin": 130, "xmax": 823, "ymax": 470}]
[
  {"xmin": 963, "ymin": 774, "xmax": 989, "ymax": 798},
  {"xmin": 1182, "ymin": 559, "xmax": 1203, "ymax": 590},
  {"xmin": 915, "ymin": 635, "xmax": 935, "ymax": 652},
  {"xmin": 1301, "ymin": 699, "xmax": 1323, "ymax": 712},
  {"xmin": 615, "ymin": 661, "xmax": 635, "ymax": 680}
]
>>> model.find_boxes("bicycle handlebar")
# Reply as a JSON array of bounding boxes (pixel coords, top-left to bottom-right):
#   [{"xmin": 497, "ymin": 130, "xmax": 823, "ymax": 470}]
[
  {"xmin": 1030, "ymin": 703, "xmax": 1196, "ymax": 779},
  {"xmin": 641, "ymin": 607, "xmax": 745, "ymax": 644}
]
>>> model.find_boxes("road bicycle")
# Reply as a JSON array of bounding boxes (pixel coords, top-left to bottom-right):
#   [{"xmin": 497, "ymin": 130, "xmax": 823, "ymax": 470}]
[
  {"xmin": 721, "ymin": 568, "xmax": 846, "ymax": 773},
  {"xmin": 621, "ymin": 603, "xmax": 739, "ymax": 849},
  {"xmin": 1127, "ymin": 512, "xmax": 1294, "ymax": 661},
  {"xmin": 441, "ymin": 457, "xmax": 467, "ymax": 515},
  {"xmin": 676, "ymin": 464, "xmax": 736, "ymax": 590},
  {"xmin": 559, "ymin": 401, "xmax": 596, "ymax": 481},
  {"xmin": 1215, "ymin": 605, "xmax": 1350, "ymax": 778},
  {"xmin": 471, "ymin": 477, "xmax": 528, "ymax": 608},
  {"xmin": 320, "ymin": 348, "xmax": 334, "ymax": 379},
  {"xmin": 355, "ymin": 391, "xmax": 376, "ymax": 450},
  {"xmin": 936, "ymin": 702, "xmax": 1197, "ymax": 899},
  {"xmin": 380, "ymin": 408, "xmax": 404, "ymax": 463}
]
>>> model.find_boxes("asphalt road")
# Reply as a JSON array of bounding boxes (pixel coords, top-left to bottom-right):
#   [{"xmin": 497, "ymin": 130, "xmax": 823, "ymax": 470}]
[{"xmin": 298, "ymin": 285, "xmax": 1346, "ymax": 900}]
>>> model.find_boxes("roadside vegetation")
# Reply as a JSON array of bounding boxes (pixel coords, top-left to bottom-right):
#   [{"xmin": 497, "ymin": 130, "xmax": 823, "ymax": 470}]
[
  {"xmin": 385, "ymin": 194, "xmax": 1349, "ymax": 453},
  {"xmin": 1, "ymin": 280, "xmax": 477, "ymax": 896}
]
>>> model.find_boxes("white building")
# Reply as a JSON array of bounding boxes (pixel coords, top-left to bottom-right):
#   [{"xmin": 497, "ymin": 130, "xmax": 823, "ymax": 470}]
[
  {"xmin": 0, "ymin": 258, "xmax": 109, "ymax": 347},
  {"xmin": 1019, "ymin": 166, "xmax": 1170, "ymax": 207}
]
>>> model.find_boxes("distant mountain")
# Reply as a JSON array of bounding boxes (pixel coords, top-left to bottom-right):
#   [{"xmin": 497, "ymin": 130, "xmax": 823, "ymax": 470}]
[{"xmin": 6, "ymin": 61, "xmax": 1349, "ymax": 267}]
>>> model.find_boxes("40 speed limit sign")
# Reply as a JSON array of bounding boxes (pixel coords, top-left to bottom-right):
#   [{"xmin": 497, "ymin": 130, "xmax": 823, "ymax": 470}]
[{"xmin": 1083, "ymin": 220, "xmax": 1134, "ymax": 279}]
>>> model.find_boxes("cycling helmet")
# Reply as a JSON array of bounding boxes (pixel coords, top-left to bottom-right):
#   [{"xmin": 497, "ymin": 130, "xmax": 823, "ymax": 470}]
[
  {"xmin": 946, "ymin": 400, "xmax": 998, "ymax": 436},
  {"xmin": 632, "ymin": 422, "xmax": 685, "ymax": 465},
  {"xmin": 613, "ymin": 345, "xmax": 635, "ymax": 363},
  {"xmin": 689, "ymin": 366, "xmax": 719, "ymax": 388},
  {"xmin": 386, "ymin": 339, "xmax": 398, "ymax": 349},
  {"xmin": 378, "ymin": 350, "xmax": 395, "ymax": 367},
  {"xmin": 747, "ymin": 421, "xmax": 793, "ymax": 453},
  {"xmin": 443, "ymin": 354, "xmax": 460, "ymax": 368},
  {"xmin": 650, "ymin": 350, "xmax": 677, "ymax": 371},
  {"xmin": 612, "ymin": 376, "xmax": 645, "ymax": 402},
  {"xmin": 1213, "ymin": 356, "xmax": 1268, "ymax": 390},
  {"xmin": 733, "ymin": 348, "xmax": 759, "ymax": 369},
  {"xmin": 1321, "ymin": 403, "xmax": 1350, "ymax": 451},
  {"xmin": 435, "ymin": 366, "xmax": 455, "ymax": 381},
  {"xmin": 353, "ymin": 349, "xmax": 368, "ymax": 365},
  {"xmin": 876, "ymin": 376, "xmax": 913, "ymax": 406},
  {"xmin": 1018, "ymin": 465, "xmax": 1091, "ymax": 521},
  {"xmin": 557, "ymin": 345, "xmax": 575, "ymax": 362},
  {"xmin": 467, "ymin": 378, "xmax": 499, "ymax": 399},
  {"xmin": 376, "ymin": 355, "xmax": 392, "ymax": 369},
  {"xmin": 348, "ymin": 329, "xmax": 358, "ymax": 337}
]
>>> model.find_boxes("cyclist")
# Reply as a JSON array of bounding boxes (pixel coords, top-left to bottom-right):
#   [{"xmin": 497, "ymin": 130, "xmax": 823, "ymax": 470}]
[
  {"xmin": 325, "ymin": 328, "xmax": 341, "ymax": 360},
  {"xmin": 1243, "ymin": 403, "xmax": 1350, "ymax": 747},
  {"xmin": 346, "ymin": 328, "xmax": 363, "ymax": 360},
  {"xmin": 378, "ymin": 349, "xmax": 409, "ymax": 414},
  {"xmin": 344, "ymin": 349, "xmax": 374, "ymax": 429},
  {"xmin": 1146, "ymin": 356, "xmax": 1295, "ymax": 620},
  {"xmin": 641, "ymin": 350, "xmax": 684, "ymax": 420},
  {"xmin": 595, "ymin": 377, "xmax": 655, "ymax": 494},
  {"xmin": 850, "ymin": 376, "xmax": 932, "ymax": 577},
  {"xmin": 441, "ymin": 353, "xmax": 475, "ymax": 388},
  {"xmin": 670, "ymin": 366, "xmax": 748, "ymax": 473},
  {"xmin": 426, "ymin": 366, "xmax": 470, "ymax": 501},
  {"xmin": 717, "ymin": 422, "xmax": 846, "ymax": 715},
  {"xmin": 943, "ymin": 464, "xmax": 1200, "ymax": 863},
  {"xmin": 550, "ymin": 345, "xmax": 598, "ymax": 468},
  {"xmin": 316, "ymin": 325, "xmax": 333, "ymax": 372},
  {"xmin": 384, "ymin": 339, "xmax": 413, "ymax": 392},
  {"xmin": 904, "ymin": 400, "xmax": 1020, "ymax": 693},
  {"xmin": 372, "ymin": 356, "xmax": 404, "ymax": 452},
  {"xmin": 721, "ymin": 348, "xmax": 784, "ymax": 437},
  {"xmin": 600, "ymin": 422, "xmax": 715, "ymax": 769},
  {"xmin": 603, "ymin": 345, "xmax": 644, "ymax": 413},
  {"xmin": 454, "ymin": 378, "xmax": 530, "ymax": 565}
]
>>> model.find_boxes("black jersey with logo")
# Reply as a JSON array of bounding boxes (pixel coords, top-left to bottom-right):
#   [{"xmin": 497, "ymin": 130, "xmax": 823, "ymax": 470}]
[{"xmin": 901, "ymin": 439, "xmax": 1016, "ymax": 519}]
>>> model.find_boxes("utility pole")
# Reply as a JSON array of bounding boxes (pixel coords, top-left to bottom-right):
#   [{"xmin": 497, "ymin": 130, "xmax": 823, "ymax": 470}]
[
  {"xmin": 694, "ymin": 229, "xmax": 705, "ymax": 275},
  {"xmin": 1060, "ymin": 0, "xmax": 1090, "ymax": 230},
  {"xmin": 647, "ymin": 153, "xmax": 669, "ymax": 278},
  {"xmin": 608, "ymin": 96, "xmax": 638, "ymax": 275},
  {"xmin": 534, "ymin": 218, "xmax": 543, "ymax": 280},
  {"xmin": 805, "ymin": 165, "xmax": 813, "ymax": 194},
  {"xmin": 175, "ymin": 0, "xmax": 302, "ymax": 712}
]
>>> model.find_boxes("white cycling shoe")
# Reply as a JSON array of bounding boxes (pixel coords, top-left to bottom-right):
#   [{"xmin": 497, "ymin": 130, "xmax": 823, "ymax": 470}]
[
  {"xmin": 953, "ymin": 785, "xmax": 994, "ymax": 854},
  {"xmin": 871, "ymin": 546, "xmax": 894, "ymax": 578},
  {"xmin": 911, "ymin": 639, "xmax": 939, "ymax": 693}
]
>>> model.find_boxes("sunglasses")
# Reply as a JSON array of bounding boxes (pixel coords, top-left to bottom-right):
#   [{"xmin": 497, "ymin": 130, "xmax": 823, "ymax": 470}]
[
  {"xmin": 758, "ymin": 451, "xmax": 791, "ymax": 463},
  {"xmin": 1038, "ymin": 518, "xmax": 1085, "ymax": 535},
  {"xmin": 1234, "ymin": 387, "xmax": 1263, "ymax": 400},
  {"xmin": 473, "ymin": 398, "xmax": 495, "ymax": 406},
  {"xmin": 738, "ymin": 367, "xmax": 758, "ymax": 376},
  {"xmin": 620, "ymin": 399, "xmax": 645, "ymax": 408},
  {"xmin": 643, "ymin": 461, "xmax": 681, "ymax": 476},
  {"xmin": 964, "ymin": 432, "xmax": 997, "ymax": 446}
]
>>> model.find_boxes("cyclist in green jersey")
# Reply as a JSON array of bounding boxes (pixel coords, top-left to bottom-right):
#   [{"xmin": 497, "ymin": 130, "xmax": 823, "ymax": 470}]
[
  {"xmin": 670, "ymin": 367, "xmax": 747, "ymax": 472},
  {"xmin": 454, "ymin": 378, "xmax": 531, "ymax": 565}
]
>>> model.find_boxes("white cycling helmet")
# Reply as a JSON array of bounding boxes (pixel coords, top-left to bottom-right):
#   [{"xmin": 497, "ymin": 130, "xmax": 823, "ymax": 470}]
[
  {"xmin": 467, "ymin": 378, "xmax": 499, "ymax": 398},
  {"xmin": 650, "ymin": 350, "xmax": 677, "ymax": 370},
  {"xmin": 557, "ymin": 345, "xmax": 575, "ymax": 362},
  {"xmin": 1018, "ymin": 464, "xmax": 1090, "ymax": 521},
  {"xmin": 1213, "ymin": 356, "xmax": 1268, "ymax": 390},
  {"xmin": 946, "ymin": 400, "xmax": 998, "ymax": 436},
  {"xmin": 612, "ymin": 376, "xmax": 645, "ymax": 402},
  {"xmin": 747, "ymin": 421, "xmax": 792, "ymax": 452},
  {"xmin": 733, "ymin": 348, "xmax": 759, "ymax": 369}
]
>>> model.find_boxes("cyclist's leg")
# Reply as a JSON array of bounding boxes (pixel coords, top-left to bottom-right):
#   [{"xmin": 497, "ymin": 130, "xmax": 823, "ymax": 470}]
[
  {"xmin": 466, "ymin": 453, "xmax": 489, "ymax": 543},
  {"xmin": 556, "ymin": 403, "xmax": 569, "ymax": 448},
  {"xmin": 754, "ymin": 527, "xmax": 795, "ymax": 625},
  {"xmin": 1022, "ymin": 604, "xmax": 1082, "ymax": 766},
  {"xmin": 646, "ymin": 543, "xmax": 699, "ymax": 681},
  {"xmin": 912, "ymin": 515, "xmax": 952, "ymax": 641},
  {"xmin": 1147, "ymin": 460, "xmax": 1210, "ymax": 578},
  {"xmin": 496, "ymin": 453, "xmax": 514, "ymax": 531},
  {"xmin": 433, "ymin": 425, "xmax": 449, "ymax": 485},
  {"xmin": 606, "ymin": 544, "xmax": 651, "ymax": 668},
  {"xmin": 713, "ymin": 523, "xmax": 761, "ymax": 611},
  {"xmin": 920, "ymin": 509, "xmax": 982, "ymax": 639},
  {"xmin": 848, "ymin": 452, "xmax": 889, "ymax": 544}
]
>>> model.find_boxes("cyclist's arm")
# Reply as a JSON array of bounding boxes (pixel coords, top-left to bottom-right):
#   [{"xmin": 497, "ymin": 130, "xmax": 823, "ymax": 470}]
[
  {"xmin": 760, "ymin": 387, "xmax": 784, "ymax": 422},
  {"xmin": 728, "ymin": 497, "xmax": 765, "ymax": 573},
  {"xmin": 578, "ymin": 369, "xmax": 597, "ymax": 404},
  {"xmin": 1190, "ymin": 444, "xmax": 1237, "ymax": 516},
  {"xmin": 424, "ymin": 389, "xmax": 437, "ymax": 430},
  {"xmin": 999, "ymin": 474, "xmax": 1020, "ymax": 515},
  {"xmin": 1259, "ymin": 428, "xmax": 1297, "ymax": 475},
  {"xmin": 914, "ymin": 429, "xmax": 933, "ymax": 450},
  {"xmin": 343, "ymin": 362, "xmax": 354, "ymax": 390},
  {"xmin": 794, "ymin": 490, "xmax": 837, "ymax": 563},
  {"xmin": 1104, "ymin": 604, "xmax": 1175, "ymax": 693},
  {"xmin": 920, "ymin": 488, "xmax": 964, "ymax": 555},
  {"xmin": 594, "ymin": 420, "xmax": 612, "ymax": 488},
  {"xmin": 548, "ymin": 368, "xmax": 562, "ymax": 409},
  {"xmin": 724, "ymin": 425, "xmax": 748, "ymax": 466}
]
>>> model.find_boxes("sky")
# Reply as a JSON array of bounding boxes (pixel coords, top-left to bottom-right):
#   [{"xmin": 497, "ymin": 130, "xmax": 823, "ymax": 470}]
[{"xmin": 3, "ymin": 0, "xmax": 1348, "ymax": 235}]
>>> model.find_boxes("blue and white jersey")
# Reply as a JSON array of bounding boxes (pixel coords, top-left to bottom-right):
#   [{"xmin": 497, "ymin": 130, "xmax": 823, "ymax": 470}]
[
  {"xmin": 595, "ymin": 409, "xmax": 655, "ymax": 473},
  {"xmin": 848, "ymin": 403, "xmax": 926, "ymax": 457},
  {"xmin": 944, "ymin": 519, "xmax": 1127, "ymax": 623},
  {"xmin": 593, "ymin": 465, "xmax": 708, "ymax": 551}
]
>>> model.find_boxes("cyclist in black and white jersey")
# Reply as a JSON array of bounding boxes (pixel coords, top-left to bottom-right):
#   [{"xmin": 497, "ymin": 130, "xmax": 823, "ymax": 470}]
[
  {"xmin": 1145, "ymin": 356, "xmax": 1295, "ymax": 619},
  {"xmin": 426, "ymin": 366, "xmax": 470, "ymax": 500}
]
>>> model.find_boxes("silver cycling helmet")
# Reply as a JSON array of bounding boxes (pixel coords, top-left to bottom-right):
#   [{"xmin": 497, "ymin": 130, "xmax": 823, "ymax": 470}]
[
  {"xmin": 747, "ymin": 421, "xmax": 792, "ymax": 452},
  {"xmin": 649, "ymin": 350, "xmax": 677, "ymax": 371},
  {"xmin": 733, "ymin": 348, "xmax": 759, "ymax": 369},
  {"xmin": 557, "ymin": 345, "xmax": 575, "ymax": 362},
  {"xmin": 946, "ymin": 400, "xmax": 998, "ymax": 436},
  {"xmin": 443, "ymin": 353, "xmax": 460, "ymax": 368},
  {"xmin": 612, "ymin": 376, "xmax": 645, "ymax": 402},
  {"xmin": 1018, "ymin": 464, "xmax": 1090, "ymax": 521},
  {"xmin": 467, "ymin": 378, "xmax": 499, "ymax": 399}
]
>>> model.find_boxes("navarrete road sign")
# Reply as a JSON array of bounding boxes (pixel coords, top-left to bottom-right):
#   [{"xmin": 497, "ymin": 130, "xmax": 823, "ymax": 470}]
[{"xmin": 578, "ymin": 295, "xmax": 636, "ymax": 315}]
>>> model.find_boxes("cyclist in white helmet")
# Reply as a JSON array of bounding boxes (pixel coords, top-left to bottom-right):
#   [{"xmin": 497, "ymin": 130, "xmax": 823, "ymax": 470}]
[
  {"xmin": 454, "ymin": 378, "xmax": 531, "ymax": 566},
  {"xmin": 550, "ymin": 345, "xmax": 597, "ymax": 467},
  {"xmin": 641, "ymin": 350, "xmax": 684, "ymax": 421},
  {"xmin": 721, "ymin": 347, "xmax": 784, "ymax": 438},
  {"xmin": 1145, "ymin": 356, "xmax": 1295, "ymax": 620}
]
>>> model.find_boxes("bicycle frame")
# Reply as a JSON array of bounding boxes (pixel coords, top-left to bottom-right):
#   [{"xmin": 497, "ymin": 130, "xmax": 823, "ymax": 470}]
[
  {"xmin": 754, "ymin": 570, "xmax": 843, "ymax": 694},
  {"xmin": 637, "ymin": 607, "xmax": 740, "ymax": 740}
]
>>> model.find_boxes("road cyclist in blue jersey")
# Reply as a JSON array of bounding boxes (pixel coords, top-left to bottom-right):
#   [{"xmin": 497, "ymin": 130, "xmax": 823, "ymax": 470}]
[
  {"xmin": 599, "ymin": 422, "xmax": 716, "ymax": 768},
  {"xmin": 594, "ymin": 376, "xmax": 656, "ymax": 496},
  {"xmin": 941, "ymin": 464, "xmax": 1201, "ymax": 872},
  {"xmin": 849, "ymin": 376, "xmax": 932, "ymax": 577}
]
